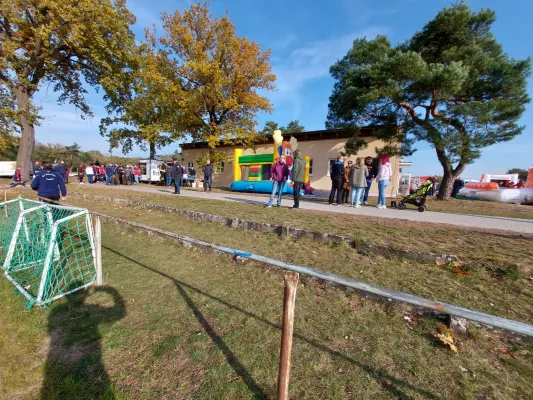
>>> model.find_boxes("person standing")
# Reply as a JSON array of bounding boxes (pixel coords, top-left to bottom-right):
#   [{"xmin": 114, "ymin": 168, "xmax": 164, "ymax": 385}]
[
  {"xmin": 86, "ymin": 164, "xmax": 95, "ymax": 184},
  {"xmin": 202, "ymin": 160, "xmax": 214, "ymax": 192},
  {"xmin": 266, "ymin": 156, "xmax": 290, "ymax": 208},
  {"xmin": 105, "ymin": 164, "xmax": 114, "ymax": 185},
  {"xmin": 375, "ymin": 156, "xmax": 392, "ymax": 209},
  {"xmin": 114, "ymin": 164, "xmax": 121, "ymax": 185},
  {"xmin": 342, "ymin": 160, "xmax": 352, "ymax": 203},
  {"xmin": 93, "ymin": 162, "xmax": 100, "ymax": 182},
  {"xmin": 30, "ymin": 163, "xmax": 67, "ymax": 203},
  {"xmin": 9, "ymin": 166, "xmax": 26, "ymax": 188},
  {"xmin": 291, "ymin": 150, "xmax": 306, "ymax": 210},
  {"xmin": 54, "ymin": 161, "xmax": 67, "ymax": 183},
  {"xmin": 348, "ymin": 158, "xmax": 368, "ymax": 207},
  {"xmin": 166, "ymin": 163, "xmax": 173, "ymax": 187},
  {"xmin": 134, "ymin": 164, "xmax": 140, "ymax": 184},
  {"xmin": 124, "ymin": 165, "xmax": 133, "ymax": 185},
  {"xmin": 99, "ymin": 164, "xmax": 105, "ymax": 182},
  {"xmin": 328, "ymin": 156, "xmax": 345, "ymax": 206},
  {"xmin": 363, "ymin": 156, "xmax": 377, "ymax": 205},
  {"xmin": 159, "ymin": 162, "xmax": 167, "ymax": 187},
  {"xmin": 78, "ymin": 164, "xmax": 85, "ymax": 184},
  {"xmin": 170, "ymin": 159, "xmax": 183, "ymax": 194}
]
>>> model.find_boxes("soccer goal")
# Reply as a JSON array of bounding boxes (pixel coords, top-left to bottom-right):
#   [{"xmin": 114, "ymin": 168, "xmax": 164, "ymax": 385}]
[{"xmin": 0, "ymin": 198, "xmax": 98, "ymax": 308}]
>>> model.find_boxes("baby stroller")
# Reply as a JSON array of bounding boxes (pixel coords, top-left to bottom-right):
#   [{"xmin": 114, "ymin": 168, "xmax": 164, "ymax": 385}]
[{"xmin": 397, "ymin": 177, "xmax": 437, "ymax": 212}]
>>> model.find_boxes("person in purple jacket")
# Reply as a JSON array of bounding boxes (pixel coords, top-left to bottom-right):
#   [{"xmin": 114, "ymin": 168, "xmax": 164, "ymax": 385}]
[{"xmin": 266, "ymin": 156, "xmax": 290, "ymax": 208}]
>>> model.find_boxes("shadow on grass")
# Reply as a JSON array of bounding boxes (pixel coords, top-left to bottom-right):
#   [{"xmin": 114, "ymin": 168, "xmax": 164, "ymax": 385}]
[
  {"xmin": 223, "ymin": 196, "xmax": 269, "ymax": 206},
  {"xmin": 40, "ymin": 286, "xmax": 126, "ymax": 400},
  {"xmin": 105, "ymin": 246, "xmax": 440, "ymax": 400}
]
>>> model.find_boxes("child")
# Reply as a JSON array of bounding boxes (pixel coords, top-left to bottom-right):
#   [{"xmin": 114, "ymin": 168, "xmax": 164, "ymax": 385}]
[{"xmin": 9, "ymin": 166, "xmax": 25, "ymax": 188}]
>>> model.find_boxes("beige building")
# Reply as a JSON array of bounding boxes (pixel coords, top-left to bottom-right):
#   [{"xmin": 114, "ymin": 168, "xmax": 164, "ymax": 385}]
[{"xmin": 181, "ymin": 127, "xmax": 401, "ymax": 197}]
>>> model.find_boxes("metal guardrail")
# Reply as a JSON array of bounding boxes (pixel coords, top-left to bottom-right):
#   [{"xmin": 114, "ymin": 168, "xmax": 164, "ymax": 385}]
[{"xmin": 88, "ymin": 210, "xmax": 533, "ymax": 337}]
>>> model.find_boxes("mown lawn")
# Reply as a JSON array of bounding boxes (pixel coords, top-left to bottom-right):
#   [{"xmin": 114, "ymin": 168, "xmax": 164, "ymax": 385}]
[
  {"xmin": 1, "ymin": 223, "xmax": 532, "ymax": 399},
  {"xmin": 61, "ymin": 184, "xmax": 533, "ymax": 270}
]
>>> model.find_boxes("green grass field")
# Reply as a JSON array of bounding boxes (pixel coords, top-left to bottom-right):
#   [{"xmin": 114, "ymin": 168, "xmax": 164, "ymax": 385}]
[
  {"xmin": 1, "ymin": 185, "xmax": 533, "ymax": 399},
  {"xmin": 1, "ymin": 223, "xmax": 532, "ymax": 399}
]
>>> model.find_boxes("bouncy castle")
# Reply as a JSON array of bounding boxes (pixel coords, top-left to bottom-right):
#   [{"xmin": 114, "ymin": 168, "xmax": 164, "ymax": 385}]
[{"xmin": 231, "ymin": 130, "xmax": 310, "ymax": 194}]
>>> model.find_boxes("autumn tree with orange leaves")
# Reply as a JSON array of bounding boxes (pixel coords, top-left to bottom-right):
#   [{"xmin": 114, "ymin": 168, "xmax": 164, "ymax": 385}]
[{"xmin": 146, "ymin": 1, "xmax": 276, "ymax": 149}]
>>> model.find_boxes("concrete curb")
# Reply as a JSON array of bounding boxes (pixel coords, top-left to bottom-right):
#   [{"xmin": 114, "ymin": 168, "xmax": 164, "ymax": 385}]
[{"xmin": 72, "ymin": 191, "xmax": 459, "ymax": 265}]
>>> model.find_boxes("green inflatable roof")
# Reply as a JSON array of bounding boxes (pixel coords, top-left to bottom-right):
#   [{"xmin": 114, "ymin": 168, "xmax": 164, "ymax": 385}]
[{"xmin": 238, "ymin": 154, "xmax": 274, "ymax": 164}]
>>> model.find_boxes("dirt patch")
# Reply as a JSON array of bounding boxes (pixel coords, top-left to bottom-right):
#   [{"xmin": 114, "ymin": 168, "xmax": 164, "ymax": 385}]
[{"xmin": 40, "ymin": 328, "xmax": 99, "ymax": 366}]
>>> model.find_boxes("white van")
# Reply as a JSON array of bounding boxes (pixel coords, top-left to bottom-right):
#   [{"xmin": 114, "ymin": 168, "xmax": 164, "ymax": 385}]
[
  {"xmin": 0, "ymin": 161, "xmax": 16, "ymax": 177},
  {"xmin": 138, "ymin": 159, "xmax": 167, "ymax": 183}
]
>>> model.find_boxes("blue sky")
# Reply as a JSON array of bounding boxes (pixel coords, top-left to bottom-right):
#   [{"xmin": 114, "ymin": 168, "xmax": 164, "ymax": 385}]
[{"xmin": 33, "ymin": 0, "xmax": 533, "ymax": 178}]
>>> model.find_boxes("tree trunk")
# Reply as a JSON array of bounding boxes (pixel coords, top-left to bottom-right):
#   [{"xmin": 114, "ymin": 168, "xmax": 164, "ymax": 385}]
[
  {"xmin": 149, "ymin": 140, "xmax": 155, "ymax": 159},
  {"xmin": 438, "ymin": 168, "xmax": 456, "ymax": 200},
  {"xmin": 13, "ymin": 86, "xmax": 35, "ymax": 182}
]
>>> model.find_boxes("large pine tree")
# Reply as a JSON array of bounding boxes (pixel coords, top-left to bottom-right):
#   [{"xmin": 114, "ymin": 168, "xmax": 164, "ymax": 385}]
[{"xmin": 327, "ymin": 3, "xmax": 531, "ymax": 199}]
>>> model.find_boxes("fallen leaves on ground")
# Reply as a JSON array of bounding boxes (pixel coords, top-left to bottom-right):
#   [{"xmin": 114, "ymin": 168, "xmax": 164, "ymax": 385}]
[{"xmin": 434, "ymin": 323, "xmax": 459, "ymax": 354}]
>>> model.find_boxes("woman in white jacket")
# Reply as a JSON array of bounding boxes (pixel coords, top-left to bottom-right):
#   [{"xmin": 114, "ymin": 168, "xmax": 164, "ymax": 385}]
[
  {"xmin": 85, "ymin": 164, "xmax": 95, "ymax": 184},
  {"xmin": 375, "ymin": 156, "xmax": 392, "ymax": 209}
]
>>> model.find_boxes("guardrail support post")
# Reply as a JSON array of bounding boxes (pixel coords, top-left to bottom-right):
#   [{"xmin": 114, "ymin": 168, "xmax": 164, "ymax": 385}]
[
  {"xmin": 277, "ymin": 271, "xmax": 299, "ymax": 400},
  {"xmin": 93, "ymin": 216, "xmax": 103, "ymax": 286}
]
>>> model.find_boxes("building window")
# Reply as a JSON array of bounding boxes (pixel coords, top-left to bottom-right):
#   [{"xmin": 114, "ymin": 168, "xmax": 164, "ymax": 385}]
[
  {"xmin": 215, "ymin": 162, "xmax": 225, "ymax": 174},
  {"xmin": 326, "ymin": 159, "xmax": 336, "ymax": 177},
  {"xmin": 187, "ymin": 162, "xmax": 194, "ymax": 169},
  {"xmin": 309, "ymin": 159, "xmax": 314, "ymax": 176}
]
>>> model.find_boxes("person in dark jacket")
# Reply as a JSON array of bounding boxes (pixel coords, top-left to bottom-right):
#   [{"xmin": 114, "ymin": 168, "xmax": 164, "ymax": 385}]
[
  {"xmin": 30, "ymin": 163, "xmax": 67, "ymax": 203},
  {"xmin": 452, "ymin": 178, "xmax": 465, "ymax": 198},
  {"xmin": 54, "ymin": 161, "xmax": 68, "ymax": 183},
  {"xmin": 363, "ymin": 156, "xmax": 378, "ymax": 205},
  {"xmin": 291, "ymin": 150, "xmax": 306, "ymax": 210},
  {"xmin": 328, "ymin": 156, "xmax": 345, "ymax": 205},
  {"xmin": 202, "ymin": 160, "xmax": 214, "ymax": 192},
  {"xmin": 170, "ymin": 159, "xmax": 183, "ymax": 194},
  {"xmin": 105, "ymin": 164, "xmax": 114, "ymax": 185},
  {"xmin": 114, "ymin": 164, "xmax": 121, "ymax": 185}
]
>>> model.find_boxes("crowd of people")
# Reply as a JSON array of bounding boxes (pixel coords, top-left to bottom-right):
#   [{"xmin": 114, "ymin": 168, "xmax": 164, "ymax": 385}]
[
  {"xmin": 9, "ymin": 159, "xmax": 217, "ymax": 201},
  {"xmin": 327, "ymin": 155, "xmax": 392, "ymax": 208},
  {"xmin": 12, "ymin": 154, "xmax": 392, "ymax": 210},
  {"xmin": 265, "ymin": 153, "xmax": 392, "ymax": 210}
]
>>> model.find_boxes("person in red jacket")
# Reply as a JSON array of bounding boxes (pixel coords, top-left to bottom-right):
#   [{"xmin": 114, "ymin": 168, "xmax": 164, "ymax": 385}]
[
  {"xmin": 9, "ymin": 166, "xmax": 25, "ymax": 188},
  {"xmin": 133, "ymin": 165, "xmax": 141, "ymax": 184},
  {"xmin": 266, "ymin": 156, "xmax": 290, "ymax": 208}
]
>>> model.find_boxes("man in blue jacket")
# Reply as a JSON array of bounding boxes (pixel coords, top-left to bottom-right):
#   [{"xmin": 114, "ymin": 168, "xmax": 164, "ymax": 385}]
[
  {"xmin": 31, "ymin": 163, "xmax": 67, "ymax": 203},
  {"xmin": 328, "ymin": 156, "xmax": 345, "ymax": 206}
]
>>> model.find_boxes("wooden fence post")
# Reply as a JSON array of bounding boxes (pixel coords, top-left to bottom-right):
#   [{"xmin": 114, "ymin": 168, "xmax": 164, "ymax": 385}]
[{"xmin": 277, "ymin": 271, "xmax": 299, "ymax": 400}]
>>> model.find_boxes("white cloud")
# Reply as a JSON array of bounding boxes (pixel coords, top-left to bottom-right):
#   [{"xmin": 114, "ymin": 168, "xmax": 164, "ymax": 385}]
[{"xmin": 270, "ymin": 26, "xmax": 389, "ymax": 117}]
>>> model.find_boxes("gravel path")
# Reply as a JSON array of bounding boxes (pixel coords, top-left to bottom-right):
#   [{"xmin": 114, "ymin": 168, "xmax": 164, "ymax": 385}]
[{"xmin": 77, "ymin": 183, "xmax": 533, "ymax": 234}]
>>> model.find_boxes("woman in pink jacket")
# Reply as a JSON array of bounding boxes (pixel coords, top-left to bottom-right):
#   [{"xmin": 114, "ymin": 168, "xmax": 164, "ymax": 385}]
[
  {"xmin": 266, "ymin": 156, "xmax": 290, "ymax": 208},
  {"xmin": 375, "ymin": 156, "xmax": 392, "ymax": 209}
]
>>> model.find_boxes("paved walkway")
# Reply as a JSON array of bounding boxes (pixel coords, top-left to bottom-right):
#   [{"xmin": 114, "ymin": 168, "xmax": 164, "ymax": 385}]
[{"xmin": 76, "ymin": 183, "xmax": 533, "ymax": 234}]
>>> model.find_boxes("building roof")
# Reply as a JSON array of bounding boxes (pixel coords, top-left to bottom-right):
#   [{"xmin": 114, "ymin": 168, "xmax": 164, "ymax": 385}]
[{"xmin": 181, "ymin": 125, "xmax": 397, "ymax": 150}]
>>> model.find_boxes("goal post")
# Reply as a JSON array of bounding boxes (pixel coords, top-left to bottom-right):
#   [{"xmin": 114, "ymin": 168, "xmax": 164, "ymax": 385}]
[{"xmin": 1, "ymin": 199, "xmax": 98, "ymax": 308}]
